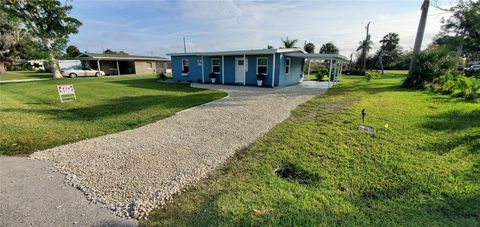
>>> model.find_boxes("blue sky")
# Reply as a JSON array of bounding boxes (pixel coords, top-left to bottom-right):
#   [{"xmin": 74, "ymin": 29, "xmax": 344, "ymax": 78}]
[{"xmin": 68, "ymin": 0, "xmax": 453, "ymax": 58}]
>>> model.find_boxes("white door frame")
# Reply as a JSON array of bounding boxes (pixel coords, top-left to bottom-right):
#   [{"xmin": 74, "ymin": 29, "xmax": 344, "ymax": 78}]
[{"xmin": 235, "ymin": 57, "xmax": 245, "ymax": 83}]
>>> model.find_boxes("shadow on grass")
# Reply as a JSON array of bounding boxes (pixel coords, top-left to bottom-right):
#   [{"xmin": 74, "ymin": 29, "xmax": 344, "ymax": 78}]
[
  {"xmin": 420, "ymin": 110, "xmax": 480, "ymax": 155},
  {"xmin": 107, "ymin": 77, "xmax": 201, "ymax": 92},
  {"xmin": 2, "ymin": 93, "xmax": 220, "ymax": 121}
]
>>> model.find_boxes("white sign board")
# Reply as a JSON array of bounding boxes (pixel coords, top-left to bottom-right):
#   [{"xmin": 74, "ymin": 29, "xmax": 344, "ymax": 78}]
[
  {"xmin": 358, "ymin": 125, "xmax": 374, "ymax": 135},
  {"xmin": 57, "ymin": 84, "xmax": 76, "ymax": 103}
]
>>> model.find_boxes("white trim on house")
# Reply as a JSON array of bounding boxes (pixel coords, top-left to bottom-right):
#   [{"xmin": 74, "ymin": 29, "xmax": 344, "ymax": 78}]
[
  {"xmin": 243, "ymin": 54, "xmax": 246, "ymax": 86},
  {"xmin": 285, "ymin": 57, "xmax": 291, "ymax": 75},
  {"xmin": 256, "ymin": 57, "xmax": 268, "ymax": 75},
  {"xmin": 181, "ymin": 58, "xmax": 189, "ymax": 76},
  {"xmin": 211, "ymin": 57, "xmax": 221, "ymax": 74},
  {"xmin": 167, "ymin": 48, "xmax": 305, "ymax": 57},
  {"xmin": 272, "ymin": 54, "xmax": 276, "ymax": 88},
  {"xmin": 201, "ymin": 56, "xmax": 205, "ymax": 83},
  {"xmin": 221, "ymin": 55, "xmax": 225, "ymax": 84}
]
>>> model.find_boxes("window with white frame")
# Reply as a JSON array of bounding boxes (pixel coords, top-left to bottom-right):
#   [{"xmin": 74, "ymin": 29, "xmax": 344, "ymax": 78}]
[
  {"xmin": 212, "ymin": 58, "xmax": 221, "ymax": 74},
  {"xmin": 182, "ymin": 59, "xmax": 189, "ymax": 73},
  {"xmin": 146, "ymin": 62, "xmax": 153, "ymax": 69},
  {"xmin": 257, "ymin": 57, "xmax": 268, "ymax": 74},
  {"xmin": 285, "ymin": 58, "xmax": 291, "ymax": 74}
]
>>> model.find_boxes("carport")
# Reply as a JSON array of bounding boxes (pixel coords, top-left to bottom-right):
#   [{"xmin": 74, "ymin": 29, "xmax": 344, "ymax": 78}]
[
  {"xmin": 285, "ymin": 53, "xmax": 349, "ymax": 88},
  {"xmin": 76, "ymin": 53, "xmax": 170, "ymax": 76}
]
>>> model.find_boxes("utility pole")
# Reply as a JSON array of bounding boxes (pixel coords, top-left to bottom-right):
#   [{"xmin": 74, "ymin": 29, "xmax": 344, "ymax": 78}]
[
  {"xmin": 362, "ymin": 22, "xmax": 370, "ymax": 72},
  {"xmin": 408, "ymin": 0, "xmax": 430, "ymax": 78},
  {"xmin": 183, "ymin": 36, "xmax": 186, "ymax": 53}
]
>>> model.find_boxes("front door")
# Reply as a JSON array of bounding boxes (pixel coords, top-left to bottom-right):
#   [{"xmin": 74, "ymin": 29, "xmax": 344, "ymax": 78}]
[{"xmin": 235, "ymin": 58, "xmax": 245, "ymax": 83}]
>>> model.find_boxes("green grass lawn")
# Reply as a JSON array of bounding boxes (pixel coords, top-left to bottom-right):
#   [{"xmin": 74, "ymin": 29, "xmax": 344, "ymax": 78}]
[
  {"xmin": 0, "ymin": 76, "xmax": 225, "ymax": 155},
  {"xmin": 144, "ymin": 72, "xmax": 480, "ymax": 226},
  {"xmin": 0, "ymin": 71, "xmax": 52, "ymax": 80}
]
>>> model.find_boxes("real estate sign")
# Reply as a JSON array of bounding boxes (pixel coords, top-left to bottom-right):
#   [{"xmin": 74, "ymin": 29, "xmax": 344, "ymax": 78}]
[{"xmin": 57, "ymin": 84, "xmax": 77, "ymax": 103}]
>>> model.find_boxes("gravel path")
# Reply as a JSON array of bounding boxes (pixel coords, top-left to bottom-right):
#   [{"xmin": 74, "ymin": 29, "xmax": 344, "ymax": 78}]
[
  {"xmin": 0, "ymin": 157, "xmax": 137, "ymax": 226},
  {"xmin": 31, "ymin": 81, "xmax": 329, "ymax": 219}
]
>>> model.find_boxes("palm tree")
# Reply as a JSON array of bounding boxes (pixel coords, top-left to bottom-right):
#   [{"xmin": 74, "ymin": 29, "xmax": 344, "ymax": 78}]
[
  {"xmin": 357, "ymin": 40, "xmax": 373, "ymax": 53},
  {"xmin": 319, "ymin": 42, "xmax": 339, "ymax": 54},
  {"xmin": 282, "ymin": 37, "xmax": 298, "ymax": 48},
  {"xmin": 380, "ymin": 32, "xmax": 400, "ymax": 52}
]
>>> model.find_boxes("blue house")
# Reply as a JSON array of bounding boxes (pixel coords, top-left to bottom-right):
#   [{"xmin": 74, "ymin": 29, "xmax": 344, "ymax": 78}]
[{"xmin": 168, "ymin": 48, "xmax": 348, "ymax": 87}]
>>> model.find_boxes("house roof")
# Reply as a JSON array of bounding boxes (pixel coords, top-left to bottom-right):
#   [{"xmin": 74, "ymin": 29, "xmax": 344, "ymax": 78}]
[
  {"xmin": 167, "ymin": 48, "xmax": 306, "ymax": 56},
  {"xmin": 284, "ymin": 53, "xmax": 349, "ymax": 62},
  {"xmin": 76, "ymin": 53, "xmax": 170, "ymax": 61}
]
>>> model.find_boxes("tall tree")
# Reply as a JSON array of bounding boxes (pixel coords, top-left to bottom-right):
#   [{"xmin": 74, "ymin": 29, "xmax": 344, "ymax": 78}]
[
  {"xmin": 378, "ymin": 32, "xmax": 402, "ymax": 72},
  {"xmin": 0, "ymin": 7, "xmax": 24, "ymax": 74},
  {"xmin": 4, "ymin": 0, "xmax": 81, "ymax": 79},
  {"xmin": 266, "ymin": 44, "xmax": 273, "ymax": 49},
  {"xmin": 438, "ymin": 0, "xmax": 480, "ymax": 68},
  {"xmin": 66, "ymin": 45, "xmax": 80, "ymax": 58},
  {"xmin": 319, "ymin": 42, "xmax": 339, "ymax": 54},
  {"xmin": 281, "ymin": 37, "xmax": 298, "ymax": 48},
  {"xmin": 379, "ymin": 32, "xmax": 400, "ymax": 52},
  {"xmin": 408, "ymin": 0, "xmax": 430, "ymax": 79},
  {"xmin": 356, "ymin": 40, "xmax": 373, "ymax": 55},
  {"xmin": 303, "ymin": 42, "xmax": 315, "ymax": 53}
]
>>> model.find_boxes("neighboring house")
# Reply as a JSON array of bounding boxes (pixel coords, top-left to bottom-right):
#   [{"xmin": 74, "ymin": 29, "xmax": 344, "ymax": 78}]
[
  {"xmin": 76, "ymin": 53, "xmax": 170, "ymax": 75},
  {"xmin": 168, "ymin": 48, "xmax": 348, "ymax": 87}
]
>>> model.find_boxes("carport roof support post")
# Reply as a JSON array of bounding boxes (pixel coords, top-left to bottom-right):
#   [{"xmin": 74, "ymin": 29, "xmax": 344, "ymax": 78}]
[
  {"xmin": 272, "ymin": 54, "xmax": 276, "ymax": 88},
  {"xmin": 97, "ymin": 60, "xmax": 100, "ymax": 72},
  {"xmin": 116, "ymin": 61, "xmax": 120, "ymax": 75},
  {"xmin": 328, "ymin": 60, "xmax": 333, "ymax": 88},
  {"xmin": 243, "ymin": 54, "xmax": 246, "ymax": 86}
]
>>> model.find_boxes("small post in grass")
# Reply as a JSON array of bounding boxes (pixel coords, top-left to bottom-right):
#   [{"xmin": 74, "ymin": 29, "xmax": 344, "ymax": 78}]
[
  {"xmin": 57, "ymin": 84, "xmax": 77, "ymax": 103},
  {"xmin": 361, "ymin": 108, "xmax": 366, "ymax": 123}
]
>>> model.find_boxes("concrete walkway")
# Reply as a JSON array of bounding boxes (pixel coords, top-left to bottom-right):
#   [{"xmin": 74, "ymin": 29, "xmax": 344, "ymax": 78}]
[
  {"xmin": 0, "ymin": 78, "xmax": 51, "ymax": 83},
  {"xmin": 0, "ymin": 157, "xmax": 138, "ymax": 227},
  {"xmin": 1, "ymin": 81, "xmax": 329, "ymax": 224}
]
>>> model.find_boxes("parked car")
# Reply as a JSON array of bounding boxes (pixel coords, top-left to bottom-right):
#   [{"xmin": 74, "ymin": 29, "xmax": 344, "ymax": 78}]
[
  {"xmin": 464, "ymin": 64, "xmax": 480, "ymax": 77},
  {"xmin": 61, "ymin": 67, "xmax": 105, "ymax": 78}
]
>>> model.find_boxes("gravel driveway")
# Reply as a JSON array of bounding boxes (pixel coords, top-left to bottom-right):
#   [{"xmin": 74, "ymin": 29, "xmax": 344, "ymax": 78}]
[{"xmin": 29, "ymin": 81, "xmax": 329, "ymax": 219}]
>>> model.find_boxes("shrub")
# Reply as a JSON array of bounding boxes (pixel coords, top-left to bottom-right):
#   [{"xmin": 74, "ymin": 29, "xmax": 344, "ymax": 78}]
[
  {"xmin": 257, "ymin": 73, "xmax": 266, "ymax": 81},
  {"xmin": 157, "ymin": 72, "xmax": 168, "ymax": 81},
  {"xmin": 365, "ymin": 70, "xmax": 381, "ymax": 82},
  {"xmin": 403, "ymin": 47, "xmax": 455, "ymax": 88},
  {"xmin": 315, "ymin": 67, "xmax": 328, "ymax": 81},
  {"xmin": 429, "ymin": 71, "xmax": 480, "ymax": 101},
  {"xmin": 344, "ymin": 68, "xmax": 365, "ymax": 76}
]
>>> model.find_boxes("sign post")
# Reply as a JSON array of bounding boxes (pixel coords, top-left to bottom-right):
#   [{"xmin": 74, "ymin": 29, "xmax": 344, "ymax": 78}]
[{"xmin": 57, "ymin": 84, "xmax": 76, "ymax": 103}]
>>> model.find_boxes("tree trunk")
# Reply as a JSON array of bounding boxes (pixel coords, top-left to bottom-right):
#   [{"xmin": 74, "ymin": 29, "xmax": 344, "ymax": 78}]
[
  {"xmin": 407, "ymin": 0, "xmax": 429, "ymax": 79},
  {"xmin": 0, "ymin": 61, "xmax": 6, "ymax": 74},
  {"xmin": 379, "ymin": 50, "xmax": 384, "ymax": 75},
  {"xmin": 43, "ymin": 39, "xmax": 62, "ymax": 79},
  {"xmin": 455, "ymin": 29, "xmax": 466, "ymax": 69}
]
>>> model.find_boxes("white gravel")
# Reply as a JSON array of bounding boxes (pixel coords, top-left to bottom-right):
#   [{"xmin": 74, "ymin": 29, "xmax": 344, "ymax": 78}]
[{"xmin": 32, "ymin": 81, "xmax": 329, "ymax": 219}]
